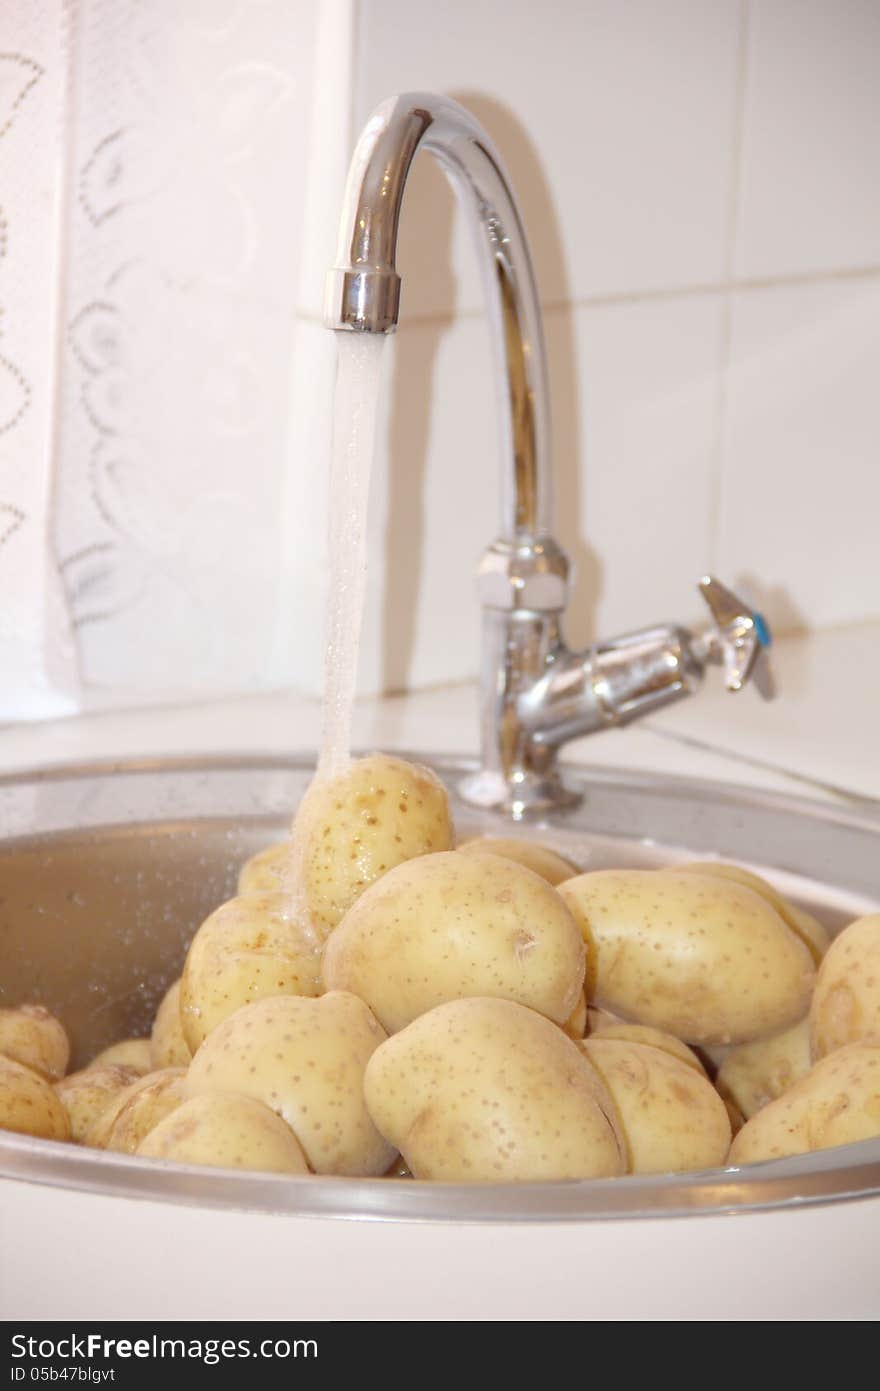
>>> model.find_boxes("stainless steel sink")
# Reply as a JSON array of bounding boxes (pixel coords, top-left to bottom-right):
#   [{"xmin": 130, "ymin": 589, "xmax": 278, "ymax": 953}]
[{"xmin": 1, "ymin": 752, "xmax": 878, "ymax": 1221}]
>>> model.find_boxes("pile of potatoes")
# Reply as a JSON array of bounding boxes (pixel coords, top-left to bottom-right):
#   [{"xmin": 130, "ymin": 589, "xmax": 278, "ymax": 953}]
[{"xmin": 2, "ymin": 752, "xmax": 879, "ymax": 1184}]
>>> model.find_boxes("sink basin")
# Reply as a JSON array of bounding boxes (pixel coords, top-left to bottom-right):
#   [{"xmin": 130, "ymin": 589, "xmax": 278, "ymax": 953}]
[{"xmin": 1, "ymin": 753, "xmax": 879, "ymax": 1318}]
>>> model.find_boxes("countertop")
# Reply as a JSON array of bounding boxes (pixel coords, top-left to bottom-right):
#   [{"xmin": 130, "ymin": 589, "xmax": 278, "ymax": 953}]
[{"xmin": 1, "ymin": 623, "xmax": 878, "ymax": 811}]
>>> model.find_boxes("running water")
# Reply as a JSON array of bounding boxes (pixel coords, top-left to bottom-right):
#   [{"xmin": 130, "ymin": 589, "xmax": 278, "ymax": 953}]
[
  {"xmin": 283, "ymin": 332, "xmax": 387, "ymax": 908},
  {"xmin": 317, "ymin": 332, "xmax": 387, "ymax": 778}
]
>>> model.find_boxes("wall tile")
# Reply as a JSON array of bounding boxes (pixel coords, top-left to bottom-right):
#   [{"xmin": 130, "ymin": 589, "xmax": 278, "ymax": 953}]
[
  {"xmin": 717, "ymin": 276, "xmax": 880, "ymax": 633},
  {"xmin": 355, "ymin": 0, "xmax": 743, "ymax": 319},
  {"xmin": 736, "ymin": 0, "xmax": 880, "ymax": 278}
]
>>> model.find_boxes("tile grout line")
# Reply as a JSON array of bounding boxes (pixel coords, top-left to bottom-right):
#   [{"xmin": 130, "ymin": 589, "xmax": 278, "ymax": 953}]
[{"xmin": 295, "ymin": 263, "xmax": 880, "ymax": 329}]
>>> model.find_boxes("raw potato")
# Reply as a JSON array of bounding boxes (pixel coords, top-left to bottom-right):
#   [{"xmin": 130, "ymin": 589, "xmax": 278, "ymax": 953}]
[
  {"xmin": 559, "ymin": 869, "xmax": 815, "ymax": 1046},
  {"xmin": 587, "ymin": 1019, "xmax": 707, "ymax": 1077},
  {"xmin": 56, "ymin": 1063, "xmax": 142, "ymax": 1142},
  {"xmin": 678, "ymin": 861, "xmax": 830, "ymax": 963},
  {"xmin": 364, "ymin": 997, "xmax": 624, "ymax": 1182},
  {"xmin": 729, "ymin": 1040, "xmax": 880, "ymax": 1165},
  {"xmin": 0, "ymin": 1055, "xmax": 70, "ymax": 1141},
  {"xmin": 86, "ymin": 1068, "xmax": 187, "ymax": 1153},
  {"xmin": 150, "ymin": 980, "xmax": 192, "ymax": 1069},
  {"xmin": 562, "ymin": 990, "xmax": 588, "ymax": 1040},
  {"xmin": 186, "ymin": 992, "xmax": 395, "ymax": 1176},
  {"xmin": 580, "ymin": 1037, "xmax": 731, "ymax": 1174},
  {"xmin": 89, "ymin": 1038, "xmax": 152, "ymax": 1074},
  {"xmin": 716, "ymin": 1018, "xmax": 812, "ymax": 1120},
  {"xmin": 138, "ymin": 1093, "xmax": 310, "ymax": 1175},
  {"xmin": 237, "ymin": 841, "xmax": 288, "ymax": 895},
  {"xmin": 292, "ymin": 754, "xmax": 455, "ymax": 934},
  {"xmin": 0, "ymin": 1004, "xmax": 70, "ymax": 1081},
  {"xmin": 458, "ymin": 836, "xmax": 578, "ymax": 886},
  {"xmin": 323, "ymin": 851, "xmax": 585, "ymax": 1033},
  {"xmin": 810, "ymin": 913, "xmax": 880, "ymax": 1059},
  {"xmin": 180, "ymin": 891, "xmax": 322, "ymax": 1053}
]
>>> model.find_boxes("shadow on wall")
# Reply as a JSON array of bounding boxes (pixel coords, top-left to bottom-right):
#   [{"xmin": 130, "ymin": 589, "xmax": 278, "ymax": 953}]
[{"xmin": 380, "ymin": 91, "xmax": 602, "ymax": 693}]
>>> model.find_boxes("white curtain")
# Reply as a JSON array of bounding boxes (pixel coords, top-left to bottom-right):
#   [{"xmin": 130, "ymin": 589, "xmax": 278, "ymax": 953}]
[{"xmin": 1, "ymin": 0, "xmax": 352, "ymax": 721}]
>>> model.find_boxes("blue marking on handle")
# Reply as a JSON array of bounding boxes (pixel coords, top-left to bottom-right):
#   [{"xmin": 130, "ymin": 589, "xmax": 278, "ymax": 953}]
[{"xmin": 753, "ymin": 611, "xmax": 772, "ymax": 648}]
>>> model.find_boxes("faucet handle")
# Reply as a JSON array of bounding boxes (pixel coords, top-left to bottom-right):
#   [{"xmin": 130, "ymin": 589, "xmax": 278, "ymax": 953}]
[{"xmin": 696, "ymin": 576, "xmax": 773, "ymax": 696}]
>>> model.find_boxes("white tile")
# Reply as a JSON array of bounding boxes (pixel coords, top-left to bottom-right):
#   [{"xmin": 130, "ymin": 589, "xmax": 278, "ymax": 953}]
[
  {"xmin": 717, "ymin": 276, "xmax": 880, "ymax": 634},
  {"xmin": 550, "ymin": 293, "xmax": 724, "ymax": 646},
  {"xmin": 355, "ymin": 0, "xmax": 742, "ymax": 317},
  {"xmin": 736, "ymin": 0, "xmax": 880, "ymax": 278}
]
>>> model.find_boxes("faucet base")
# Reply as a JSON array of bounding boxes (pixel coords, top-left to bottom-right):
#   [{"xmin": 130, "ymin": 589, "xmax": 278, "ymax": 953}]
[{"xmin": 457, "ymin": 766, "xmax": 583, "ymax": 820}]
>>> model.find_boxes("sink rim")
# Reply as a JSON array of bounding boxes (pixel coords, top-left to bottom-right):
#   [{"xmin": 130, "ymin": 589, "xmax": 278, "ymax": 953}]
[{"xmin": 1, "ymin": 750, "xmax": 878, "ymax": 1223}]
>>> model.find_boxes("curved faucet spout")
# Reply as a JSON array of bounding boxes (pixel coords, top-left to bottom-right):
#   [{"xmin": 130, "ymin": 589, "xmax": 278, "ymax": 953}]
[{"xmin": 324, "ymin": 92, "xmax": 553, "ymax": 541}]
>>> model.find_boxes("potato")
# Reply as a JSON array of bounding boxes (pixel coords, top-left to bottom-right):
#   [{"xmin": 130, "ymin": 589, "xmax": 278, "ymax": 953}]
[
  {"xmin": 0, "ymin": 1004, "xmax": 70, "ymax": 1081},
  {"xmin": 364, "ymin": 997, "xmax": 624, "ymax": 1182},
  {"xmin": 559, "ymin": 869, "xmax": 815, "ymax": 1046},
  {"xmin": 587, "ymin": 1019, "xmax": 707, "ymax": 1077},
  {"xmin": 180, "ymin": 892, "xmax": 322, "ymax": 1053},
  {"xmin": 810, "ymin": 913, "xmax": 880, "ymax": 1059},
  {"xmin": 86, "ymin": 1068, "xmax": 187, "ymax": 1153},
  {"xmin": 150, "ymin": 979, "xmax": 192, "ymax": 1070},
  {"xmin": 562, "ymin": 990, "xmax": 588, "ymax": 1040},
  {"xmin": 137, "ymin": 1093, "xmax": 310, "ymax": 1175},
  {"xmin": 729, "ymin": 1041, "xmax": 880, "ymax": 1165},
  {"xmin": 457, "ymin": 836, "xmax": 578, "ymax": 886},
  {"xmin": 678, "ymin": 861, "xmax": 830, "ymax": 963},
  {"xmin": 56, "ymin": 1063, "xmax": 142, "ymax": 1143},
  {"xmin": 716, "ymin": 1018, "xmax": 812, "ymax": 1120},
  {"xmin": 89, "ymin": 1038, "xmax": 152, "ymax": 1074},
  {"xmin": 237, "ymin": 841, "xmax": 288, "ymax": 895},
  {"xmin": 580, "ymin": 1037, "xmax": 731, "ymax": 1174},
  {"xmin": 186, "ymin": 992, "xmax": 394, "ymax": 1176},
  {"xmin": 322, "ymin": 851, "xmax": 585, "ymax": 1033},
  {"xmin": 0, "ymin": 1055, "xmax": 70, "ymax": 1141},
  {"xmin": 291, "ymin": 754, "xmax": 455, "ymax": 934}
]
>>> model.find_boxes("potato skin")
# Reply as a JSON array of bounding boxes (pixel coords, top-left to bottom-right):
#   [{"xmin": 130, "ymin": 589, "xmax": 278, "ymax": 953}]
[
  {"xmin": 89, "ymin": 1038, "xmax": 152, "ymax": 1075},
  {"xmin": 729, "ymin": 1041, "xmax": 880, "ymax": 1165},
  {"xmin": 0, "ymin": 1055, "xmax": 70, "ymax": 1141},
  {"xmin": 137, "ymin": 1093, "xmax": 310, "ymax": 1175},
  {"xmin": 292, "ymin": 755, "xmax": 455, "ymax": 934},
  {"xmin": 186, "ymin": 992, "xmax": 394, "ymax": 1176},
  {"xmin": 86, "ymin": 1068, "xmax": 187, "ymax": 1153},
  {"xmin": 323, "ymin": 851, "xmax": 585, "ymax": 1034},
  {"xmin": 562, "ymin": 990, "xmax": 588, "ymax": 1040},
  {"xmin": 0, "ymin": 1005, "xmax": 70, "ymax": 1081},
  {"xmin": 180, "ymin": 892, "xmax": 322, "ymax": 1053},
  {"xmin": 716, "ymin": 1018, "xmax": 812, "ymax": 1120},
  {"xmin": 364, "ymin": 998, "xmax": 623, "ymax": 1182},
  {"xmin": 237, "ymin": 841, "xmax": 288, "ymax": 895},
  {"xmin": 150, "ymin": 980, "xmax": 192, "ymax": 1070},
  {"xmin": 810, "ymin": 913, "xmax": 880, "ymax": 1060},
  {"xmin": 678, "ymin": 861, "xmax": 829, "ymax": 963},
  {"xmin": 457, "ymin": 836, "xmax": 579, "ymax": 886},
  {"xmin": 587, "ymin": 1019, "xmax": 707, "ymax": 1077},
  {"xmin": 56, "ymin": 1063, "xmax": 142, "ymax": 1143},
  {"xmin": 559, "ymin": 869, "xmax": 815, "ymax": 1045},
  {"xmin": 580, "ymin": 1037, "xmax": 731, "ymax": 1174}
]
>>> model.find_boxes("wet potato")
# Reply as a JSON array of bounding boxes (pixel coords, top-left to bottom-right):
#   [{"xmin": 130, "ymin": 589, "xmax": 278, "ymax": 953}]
[
  {"xmin": 716, "ymin": 1018, "xmax": 812, "ymax": 1120},
  {"xmin": 138, "ymin": 1093, "xmax": 310, "ymax": 1175},
  {"xmin": 559, "ymin": 869, "xmax": 816, "ymax": 1046},
  {"xmin": 457, "ymin": 836, "xmax": 579, "ymax": 886},
  {"xmin": 57, "ymin": 1063, "xmax": 143, "ymax": 1143},
  {"xmin": 180, "ymin": 891, "xmax": 323, "ymax": 1053},
  {"xmin": 292, "ymin": 754, "xmax": 455, "ymax": 935},
  {"xmin": 89, "ymin": 1038, "xmax": 153, "ymax": 1075},
  {"xmin": 150, "ymin": 979, "xmax": 192, "ymax": 1070},
  {"xmin": 678, "ymin": 861, "xmax": 830, "ymax": 964},
  {"xmin": 186, "ymin": 991, "xmax": 395, "ymax": 1177},
  {"xmin": 810, "ymin": 913, "xmax": 880, "ymax": 1060},
  {"xmin": 586, "ymin": 1018, "xmax": 707, "ymax": 1077},
  {"xmin": 322, "ymin": 850, "xmax": 585, "ymax": 1033},
  {"xmin": 0, "ymin": 1055, "xmax": 70, "ymax": 1141},
  {"xmin": 86, "ymin": 1068, "xmax": 187, "ymax": 1153},
  {"xmin": 364, "ymin": 997, "xmax": 624, "ymax": 1183},
  {"xmin": 0, "ymin": 1005, "xmax": 70, "ymax": 1081}
]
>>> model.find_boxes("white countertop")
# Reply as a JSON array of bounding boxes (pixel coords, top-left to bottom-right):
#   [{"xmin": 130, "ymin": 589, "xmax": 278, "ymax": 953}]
[{"xmin": 1, "ymin": 623, "xmax": 878, "ymax": 811}]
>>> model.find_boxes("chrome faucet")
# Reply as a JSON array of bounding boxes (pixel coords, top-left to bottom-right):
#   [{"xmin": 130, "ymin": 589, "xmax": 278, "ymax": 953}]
[{"xmin": 325, "ymin": 93, "xmax": 771, "ymax": 817}]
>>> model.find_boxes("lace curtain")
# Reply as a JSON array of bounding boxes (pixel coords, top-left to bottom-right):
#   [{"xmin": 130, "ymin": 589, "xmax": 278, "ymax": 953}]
[{"xmin": 1, "ymin": 0, "xmax": 350, "ymax": 720}]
